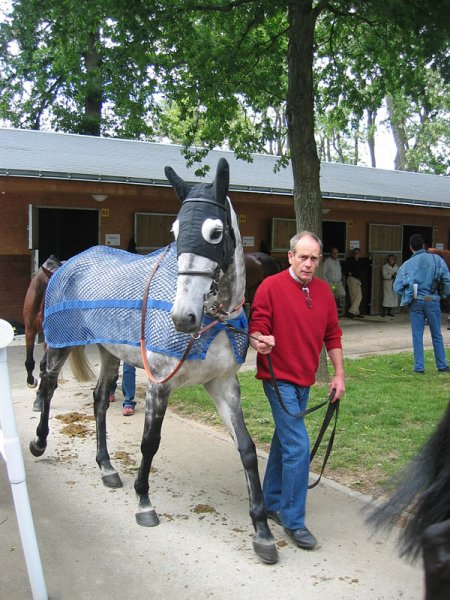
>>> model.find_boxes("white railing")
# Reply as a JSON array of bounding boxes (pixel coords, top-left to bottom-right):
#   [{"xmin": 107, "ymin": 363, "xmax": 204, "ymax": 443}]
[{"xmin": 0, "ymin": 319, "xmax": 47, "ymax": 600}]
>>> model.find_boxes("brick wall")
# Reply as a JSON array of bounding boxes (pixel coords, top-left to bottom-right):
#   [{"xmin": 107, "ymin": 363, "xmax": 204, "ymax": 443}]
[{"xmin": 0, "ymin": 255, "xmax": 30, "ymax": 326}]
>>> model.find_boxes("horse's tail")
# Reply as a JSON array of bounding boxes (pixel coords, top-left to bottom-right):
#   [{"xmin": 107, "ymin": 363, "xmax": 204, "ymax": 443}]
[
  {"xmin": 366, "ymin": 400, "xmax": 450, "ymax": 560},
  {"xmin": 68, "ymin": 346, "xmax": 97, "ymax": 382}
]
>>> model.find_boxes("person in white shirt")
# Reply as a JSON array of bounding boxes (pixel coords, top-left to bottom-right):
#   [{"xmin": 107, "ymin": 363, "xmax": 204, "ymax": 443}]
[
  {"xmin": 323, "ymin": 247, "xmax": 346, "ymax": 309},
  {"xmin": 381, "ymin": 254, "xmax": 399, "ymax": 317}
]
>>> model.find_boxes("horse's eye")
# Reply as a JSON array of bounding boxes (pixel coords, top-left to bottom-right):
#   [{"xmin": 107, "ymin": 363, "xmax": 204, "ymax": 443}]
[
  {"xmin": 171, "ymin": 220, "xmax": 179, "ymax": 240},
  {"xmin": 202, "ymin": 219, "xmax": 223, "ymax": 244}
]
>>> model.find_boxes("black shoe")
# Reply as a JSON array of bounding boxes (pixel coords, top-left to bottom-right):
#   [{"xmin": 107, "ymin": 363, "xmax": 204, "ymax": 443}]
[
  {"xmin": 413, "ymin": 370, "xmax": 425, "ymax": 375},
  {"xmin": 284, "ymin": 527, "xmax": 317, "ymax": 550},
  {"xmin": 438, "ymin": 367, "xmax": 450, "ymax": 373},
  {"xmin": 266, "ymin": 511, "xmax": 282, "ymax": 526},
  {"xmin": 355, "ymin": 314, "xmax": 365, "ymax": 319}
]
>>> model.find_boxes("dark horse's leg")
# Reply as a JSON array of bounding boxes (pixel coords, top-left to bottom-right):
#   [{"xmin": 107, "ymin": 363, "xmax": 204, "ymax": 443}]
[
  {"xmin": 205, "ymin": 375, "xmax": 278, "ymax": 564},
  {"xmin": 25, "ymin": 327, "xmax": 38, "ymax": 388},
  {"xmin": 29, "ymin": 347, "xmax": 72, "ymax": 457},
  {"xmin": 134, "ymin": 382, "xmax": 170, "ymax": 527},
  {"xmin": 94, "ymin": 346, "xmax": 122, "ymax": 488}
]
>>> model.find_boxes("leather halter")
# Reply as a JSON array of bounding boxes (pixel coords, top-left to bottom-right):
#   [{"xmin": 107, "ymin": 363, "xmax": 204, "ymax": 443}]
[{"xmin": 139, "ymin": 197, "xmax": 241, "ymax": 384}]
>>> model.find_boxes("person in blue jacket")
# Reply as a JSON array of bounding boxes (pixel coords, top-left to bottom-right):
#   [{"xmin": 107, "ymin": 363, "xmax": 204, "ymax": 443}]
[{"xmin": 394, "ymin": 234, "xmax": 450, "ymax": 374}]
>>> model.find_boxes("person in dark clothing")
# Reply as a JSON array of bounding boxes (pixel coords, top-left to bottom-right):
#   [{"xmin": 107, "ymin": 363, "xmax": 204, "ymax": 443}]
[
  {"xmin": 110, "ymin": 237, "xmax": 138, "ymax": 414},
  {"xmin": 344, "ymin": 248, "xmax": 364, "ymax": 318}
]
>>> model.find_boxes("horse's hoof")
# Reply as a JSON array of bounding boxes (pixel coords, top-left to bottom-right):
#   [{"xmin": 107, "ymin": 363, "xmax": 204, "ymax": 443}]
[
  {"xmin": 33, "ymin": 397, "xmax": 43, "ymax": 412},
  {"xmin": 102, "ymin": 473, "xmax": 123, "ymax": 488},
  {"xmin": 252, "ymin": 538, "xmax": 279, "ymax": 564},
  {"xmin": 29, "ymin": 439, "xmax": 46, "ymax": 457},
  {"xmin": 135, "ymin": 509, "xmax": 160, "ymax": 527},
  {"xmin": 27, "ymin": 378, "xmax": 38, "ymax": 389}
]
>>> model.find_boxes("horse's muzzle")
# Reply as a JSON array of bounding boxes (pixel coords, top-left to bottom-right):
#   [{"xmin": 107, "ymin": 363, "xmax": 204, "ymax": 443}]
[{"xmin": 171, "ymin": 309, "xmax": 201, "ymax": 333}]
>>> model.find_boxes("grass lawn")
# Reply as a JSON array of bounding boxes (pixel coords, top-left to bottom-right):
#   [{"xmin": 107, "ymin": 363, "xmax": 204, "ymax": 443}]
[{"xmin": 168, "ymin": 349, "xmax": 449, "ymax": 496}]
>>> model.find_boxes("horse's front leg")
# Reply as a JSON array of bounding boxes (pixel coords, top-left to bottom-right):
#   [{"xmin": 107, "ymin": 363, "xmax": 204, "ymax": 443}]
[
  {"xmin": 205, "ymin": 375, "xmax": 279, "ymax": 564},
  {"xmin": 134, "ymin": 382, "xmax": 170, "ymax": 527},
  {"xmin": 29, "ymin": 347, "xmax": 71, "ymax": 457},
  {"xmin": 94, "ymin": 348, "xmax": 121, "ymax": 488}
]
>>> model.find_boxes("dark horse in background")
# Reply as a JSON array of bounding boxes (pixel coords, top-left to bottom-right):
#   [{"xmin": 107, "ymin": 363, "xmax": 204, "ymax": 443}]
[
  {"xmin": 428, "ymin": 248, "xmax": 450, "ymax": 330},
  {"xmin": 367, "ymin": 400, "xmax": 450, "ymax": 599},
  {"xmin": 23, "ymin": 255, "xmax": 62, "ymax": 391},
  {"xmin": 244, "ymin": 251, "xmax": 281, "ymax": 307}
]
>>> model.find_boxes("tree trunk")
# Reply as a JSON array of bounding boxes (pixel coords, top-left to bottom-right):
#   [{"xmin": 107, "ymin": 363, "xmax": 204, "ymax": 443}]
[
  {"xmin": 353, "ymin": 119, "xmax": 359, "ymax": 165},
  {"xmin": 386, "ymin": 96, "xmax": 408, "ymax": 171},
  {"xmin": 82, "ymin": 30, "xmax": 103, "ymax": 136},
  {"xmin": 287, "ymin": 1, "xmax": 322, "ymax": 235},
  {"xmin": 367, "ymin": 109, "xmax": 376, "ymax": 167},
  {"xmin": 287, "ymin": 0, "xmax": 328, "ymax": 382}
]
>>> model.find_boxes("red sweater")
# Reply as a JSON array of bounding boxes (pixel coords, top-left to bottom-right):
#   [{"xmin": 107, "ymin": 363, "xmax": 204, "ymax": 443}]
[{"xmin": 249, "ymin": 269, "xmax": 342, "ymax": 386}]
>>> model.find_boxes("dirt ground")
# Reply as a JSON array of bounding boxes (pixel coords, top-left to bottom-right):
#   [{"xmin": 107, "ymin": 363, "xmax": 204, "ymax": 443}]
[{"xmin": 3, "ymin": 311, "xmax": 449, "ymax": 600}]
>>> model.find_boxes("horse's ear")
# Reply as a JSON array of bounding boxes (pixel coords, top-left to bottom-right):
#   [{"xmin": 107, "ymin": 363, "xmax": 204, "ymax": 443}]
[
  {"xmin": 165, "ymin": 166, "xmax": 191, "ymax": 202},
  {"xmin": 41, "ymin": 266, "xmax": 53, "ymax": 279},
  {"xmin": 213, "ymin": 158, "xmax": 229, "ymax": 205}
]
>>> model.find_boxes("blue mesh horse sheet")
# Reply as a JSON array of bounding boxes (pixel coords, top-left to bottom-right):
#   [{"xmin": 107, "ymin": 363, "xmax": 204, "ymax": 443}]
[{"xmin": 44, "ymin": 245, "xmax": 248, "ymax": 363}]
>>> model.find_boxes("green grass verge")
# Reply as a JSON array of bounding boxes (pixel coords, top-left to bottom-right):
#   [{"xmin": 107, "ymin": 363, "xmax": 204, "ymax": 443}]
[{"xmin": 169, "ymin": 350, "xmax": 449, "ymax": 495}]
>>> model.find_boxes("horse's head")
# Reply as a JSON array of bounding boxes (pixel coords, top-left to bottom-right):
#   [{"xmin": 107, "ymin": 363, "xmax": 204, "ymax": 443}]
[
  {"xmin": 41, "ymin": 255, "xmax": 62, "ymax": 277},
  {"xmin": 165, "ymin": 158, "xmax": 236, "ymax": 333}
]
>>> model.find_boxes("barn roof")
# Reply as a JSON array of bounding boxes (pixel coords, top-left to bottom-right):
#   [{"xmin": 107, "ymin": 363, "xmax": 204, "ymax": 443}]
[{"xmin": 1, "ymin": 128, "xmax": 449, "ymax": 208}]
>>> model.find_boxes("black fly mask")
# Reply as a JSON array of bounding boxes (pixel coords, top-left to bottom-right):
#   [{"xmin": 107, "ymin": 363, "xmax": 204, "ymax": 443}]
[{"xmin": 165, "ymin": 159, "xmax": 236, "ymax": 288}]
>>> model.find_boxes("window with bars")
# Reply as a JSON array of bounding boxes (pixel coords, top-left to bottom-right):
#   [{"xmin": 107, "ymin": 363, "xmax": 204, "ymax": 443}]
[{"xmin": 134, "ymin": 212, "xmax": 177, "ymax": 252}]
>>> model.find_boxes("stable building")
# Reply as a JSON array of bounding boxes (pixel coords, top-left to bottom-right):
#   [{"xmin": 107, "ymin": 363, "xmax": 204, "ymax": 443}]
[{"xmin": 1, "ymin": 127, "xmax": 449, "ymax": 324}]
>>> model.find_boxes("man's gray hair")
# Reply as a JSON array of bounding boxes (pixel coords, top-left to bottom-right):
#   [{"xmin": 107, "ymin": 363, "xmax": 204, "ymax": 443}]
[{"xmin": 289, "ymin": 231, "xmax": 323, "ymax": 254}]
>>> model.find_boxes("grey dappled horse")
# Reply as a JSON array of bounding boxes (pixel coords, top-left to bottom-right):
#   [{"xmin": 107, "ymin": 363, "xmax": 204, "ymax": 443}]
[{"xmin": 29, "ymin": 158, "xmax": 278, "ymax": 564}]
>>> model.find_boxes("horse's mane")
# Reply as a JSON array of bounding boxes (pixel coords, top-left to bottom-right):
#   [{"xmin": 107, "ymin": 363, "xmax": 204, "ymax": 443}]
[{"xmin": 366, "ymin": 400, "xmax": 450, "ymax": 561}]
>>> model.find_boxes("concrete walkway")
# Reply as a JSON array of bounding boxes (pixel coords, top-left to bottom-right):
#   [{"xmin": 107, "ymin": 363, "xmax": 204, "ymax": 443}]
[{"xmin": 2, "ymin": 313, "xmax": 449, "ymax": 599}]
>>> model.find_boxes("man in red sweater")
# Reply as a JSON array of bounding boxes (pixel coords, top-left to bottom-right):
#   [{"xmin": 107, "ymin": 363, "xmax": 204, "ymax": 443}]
[{"xmin": 249, "ymin": 231, "xmax": 345, "ymax": 550}]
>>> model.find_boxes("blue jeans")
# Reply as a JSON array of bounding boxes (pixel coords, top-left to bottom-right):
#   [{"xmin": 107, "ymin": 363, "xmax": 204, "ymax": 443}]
[
  {"xmin": 409, "ymin": 299, "xmax": 448, "ymax": 372},
  {"xmin": 111, "ymin": 362, "xmax": 136, "ymax": 407},
  {"xmin": 262, "ymin": 380, "xmax": 310, "ymax": 530}
]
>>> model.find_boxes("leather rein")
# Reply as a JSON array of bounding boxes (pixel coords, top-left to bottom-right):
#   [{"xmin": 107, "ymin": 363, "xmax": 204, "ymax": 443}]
[
  {"xmin": 225, "ymin": 322, "xmax": 340, "ymax": 489},
  {"xmin": 265, "ymin": 353, "xmax": 339, "ymax": 489}
]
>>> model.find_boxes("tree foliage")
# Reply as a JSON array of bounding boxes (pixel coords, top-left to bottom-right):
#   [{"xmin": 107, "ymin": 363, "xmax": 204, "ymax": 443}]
[
  {"xmin": 0, "ymin": 0, "xmax": 166, "ymax": 136},
  {"xmin": 1, "ymin": 0, "xmax": 448, "ymax": 174}
]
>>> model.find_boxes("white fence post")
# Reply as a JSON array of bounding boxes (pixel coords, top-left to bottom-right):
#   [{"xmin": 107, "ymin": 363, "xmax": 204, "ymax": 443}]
[{"xmin": 0, "ymin": 319, "xmax": 48, "ymax": 600}]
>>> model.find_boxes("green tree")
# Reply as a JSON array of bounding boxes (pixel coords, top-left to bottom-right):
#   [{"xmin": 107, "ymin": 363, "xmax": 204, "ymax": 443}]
[
  {"xmin": 0, "ymin": 0, "xmax": 164, "ymax": 136},
  {"xmin": 386, "ymin": 70, "xmax": 450, "ymax": 175},
  {"xmin": 155, "ymin": 0, "xmax": 448, "ymax": 226},
  {"xmin": 2, "ymin": 1, "xmax": 448, "ymax": 175}
]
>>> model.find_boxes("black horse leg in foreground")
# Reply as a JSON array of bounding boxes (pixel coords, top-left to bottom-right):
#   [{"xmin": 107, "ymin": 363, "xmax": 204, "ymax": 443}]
[{"xmin": 30, "ymin": 158, "xmax": 278, "ymax": 564}]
